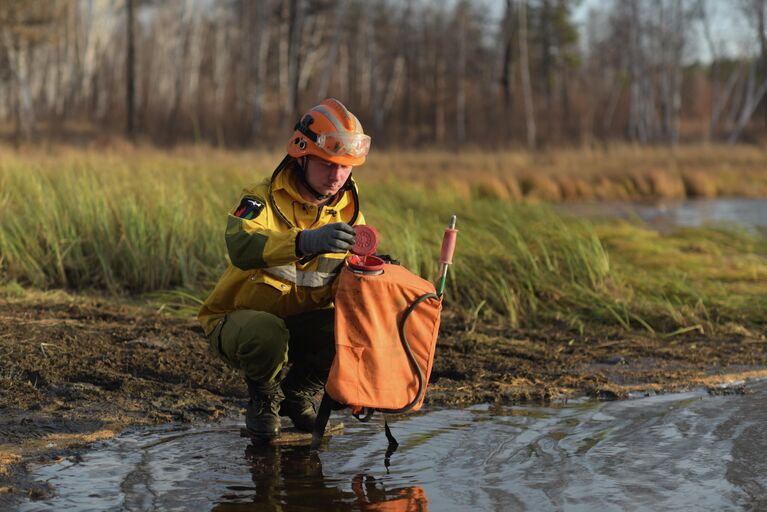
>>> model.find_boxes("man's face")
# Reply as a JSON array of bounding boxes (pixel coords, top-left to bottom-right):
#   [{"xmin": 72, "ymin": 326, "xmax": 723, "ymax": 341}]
[{"xmin": 304, "ymin": 157, "xmax": 353, "ymax": 196}]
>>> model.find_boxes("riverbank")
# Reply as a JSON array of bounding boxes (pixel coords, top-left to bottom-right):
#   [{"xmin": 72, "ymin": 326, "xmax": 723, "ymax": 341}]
[{"xmin": 2, "ymin": 290, "xmax": 765, "ymax": 503}]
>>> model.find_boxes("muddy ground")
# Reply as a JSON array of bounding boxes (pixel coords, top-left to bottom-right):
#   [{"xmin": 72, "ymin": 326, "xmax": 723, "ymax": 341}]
[{"xmin": 1, "ymin": 293, "xmax": 766, "ymax": 504}]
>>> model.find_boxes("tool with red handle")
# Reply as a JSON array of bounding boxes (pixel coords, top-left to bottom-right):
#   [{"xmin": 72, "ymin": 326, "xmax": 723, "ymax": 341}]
[{"xmin": 437, "ymin": 215, "xmax": 458, "ymax": 296}]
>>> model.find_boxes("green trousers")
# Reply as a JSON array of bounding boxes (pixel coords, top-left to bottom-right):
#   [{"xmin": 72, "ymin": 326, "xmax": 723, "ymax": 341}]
[{"xmin": 207, "ymin": 308, "xmax": 336, "ymax": 384}]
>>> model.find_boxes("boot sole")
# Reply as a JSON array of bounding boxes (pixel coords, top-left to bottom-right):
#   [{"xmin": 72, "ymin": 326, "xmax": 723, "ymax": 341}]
[{"xmin": 240, "ymin": 422, "xmax": 344, "ymax": 446}]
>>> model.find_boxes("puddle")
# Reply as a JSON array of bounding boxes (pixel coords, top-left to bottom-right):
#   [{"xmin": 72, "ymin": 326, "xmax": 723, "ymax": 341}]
[
  {"xmin": 559, "ymin": 198, "xmax": 767, "ymax": 233},
  {"xmin": 18, "ymin": 380, "xmax": 767, "ymax": 511}
]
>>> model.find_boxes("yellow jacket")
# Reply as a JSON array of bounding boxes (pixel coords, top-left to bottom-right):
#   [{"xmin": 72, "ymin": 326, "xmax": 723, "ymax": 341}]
[{"xmin": 198, "ymin": 159, "xmax": 364, "ymax": 335}]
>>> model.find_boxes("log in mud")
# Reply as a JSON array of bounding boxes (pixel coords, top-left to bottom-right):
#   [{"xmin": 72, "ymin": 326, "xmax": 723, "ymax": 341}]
[{"xmin": 1, "ymin": 293, "xmax": 766, "ymax": 503}]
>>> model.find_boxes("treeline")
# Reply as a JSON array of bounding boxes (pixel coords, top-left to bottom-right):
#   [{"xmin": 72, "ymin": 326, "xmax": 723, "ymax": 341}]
[{"xmin": 1, "ymin": 0, "xmax": 767, "ymax": 148}]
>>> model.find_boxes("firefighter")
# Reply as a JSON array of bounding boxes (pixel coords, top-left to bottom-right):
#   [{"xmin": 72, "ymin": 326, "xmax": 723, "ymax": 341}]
[{"xmin": 198, "ymin": 98, "xmax": 371, "ymax": 437}]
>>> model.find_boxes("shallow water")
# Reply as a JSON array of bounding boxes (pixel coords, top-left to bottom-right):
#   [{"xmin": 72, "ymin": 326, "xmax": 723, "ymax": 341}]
[
  {"xmin": 559, "ymin": 198, "xmax": 767, "ymax": 232},
  {"xmin": 19, "ymin": 380, "xmax": 767, "ymax": 511}
]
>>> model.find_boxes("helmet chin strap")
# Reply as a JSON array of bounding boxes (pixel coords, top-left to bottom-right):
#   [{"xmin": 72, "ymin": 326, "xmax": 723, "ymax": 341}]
[
  {"xmin": 298, "ymin": 156, "xmax": 332, "ymax": 201},
  {"xmin": 298, "ymin": 156, "xmax": 352, "ymax": 203}
]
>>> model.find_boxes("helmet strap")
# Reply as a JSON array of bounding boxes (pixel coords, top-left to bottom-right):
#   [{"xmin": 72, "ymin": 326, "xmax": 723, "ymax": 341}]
[{"xmin": 298, "ymin": 156, "xmax": 332, "ymax": 202}]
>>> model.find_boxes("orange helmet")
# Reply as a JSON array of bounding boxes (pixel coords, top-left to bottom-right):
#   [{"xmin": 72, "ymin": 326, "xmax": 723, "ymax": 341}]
[{"xmin": 287, "ymin": 98, "xmax": 371, "ymax": 166}]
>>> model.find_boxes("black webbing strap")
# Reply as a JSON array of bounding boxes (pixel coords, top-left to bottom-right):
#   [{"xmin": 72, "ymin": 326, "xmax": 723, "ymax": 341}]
[
  {"xmin": 295, "ymin": 114, "xmax": 318, "ymax": 142},
  {"xmin": 310, "ymin": 391, "xmax": 334, "ymax": 451},
  {"xmin": 353, "ymin": 407, "xmax": 374, "ymax": 422},
  {"xmin": 383, "ymin": 416, "xmax": 399, "ymax": 471}
]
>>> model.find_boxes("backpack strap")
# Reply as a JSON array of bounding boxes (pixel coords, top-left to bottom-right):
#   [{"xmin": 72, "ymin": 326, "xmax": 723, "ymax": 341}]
[
  {"xmin": 310, "ymin": 392, "xmax": 335, "ymax": 450},
  {"xmin": 383, "ymin": 416, "xmax": 399, "ymax": 471}
]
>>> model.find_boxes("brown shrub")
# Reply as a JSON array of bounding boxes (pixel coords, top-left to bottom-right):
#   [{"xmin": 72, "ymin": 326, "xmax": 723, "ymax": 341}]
[
  {"xmin": 444, "ymin": 177, "xmax": 472, "ymax": 200},
  {"xmin": 647, "ymin": 170, "xmax": 686, "ymax": 199},
  {"xmin": 556, "ymin": 176, "xmax": 598, "ymax": 200},
  {"xmin": 501, "ymin": 175, "xmax": 524, "ymax": 201},
  {"xmin": 593, "ymin": 176, "xmax": 630, "ymax": 200},
  {"xmin": 682, "ymin": 171, "xmax": 718, "ymax": 198},
  {"xmin": 557, "ymin": 176, "xmax": 581, "ymax": 200},
  {"xmin": 627, "ymin": 172, "xmax": 654, "ymax": 197},
  {"xmin": 520, "ymin": 175, "xmax": 563, "ymax": 201},
  {"xmin": 472, "ymin": 177, "xmax": 511, "ymax": 201}
]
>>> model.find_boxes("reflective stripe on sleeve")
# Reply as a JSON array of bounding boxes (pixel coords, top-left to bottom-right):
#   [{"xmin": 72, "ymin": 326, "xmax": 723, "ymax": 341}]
[
  {"xmin": 263, "ymin": 265, "xmax": 339, "ymax": 288},
  {"xmin": 316, "ymin": 256, "xmax": 345, "ymax": 274}
]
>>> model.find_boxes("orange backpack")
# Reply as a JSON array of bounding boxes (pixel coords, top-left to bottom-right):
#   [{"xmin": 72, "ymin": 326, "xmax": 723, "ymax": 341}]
[
  {"xmin": 328, "ymin": 264, "xmax": 442, "ymax": 412},
  {"xmin": 311, "ymin": 218, "xmax": 457, "ymax": 451},
  {"xmin": 311, "ymin": 262, "xmax": 442, "ymax": 449}
]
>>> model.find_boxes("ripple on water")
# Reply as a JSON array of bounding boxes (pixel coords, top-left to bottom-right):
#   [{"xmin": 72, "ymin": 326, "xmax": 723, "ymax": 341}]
[{"xmin": 19, "ymin": 380, "xmax": 767, "ymax": 511}]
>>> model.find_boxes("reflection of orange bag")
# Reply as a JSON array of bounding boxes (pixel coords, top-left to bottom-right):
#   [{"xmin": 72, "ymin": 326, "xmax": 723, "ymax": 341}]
[
  {"xmin": 352, "ymin": 475, "xmax": 430, "ymax": 511},
  {"xmin": 326, "ymin": 264, "xmax": 442, "ymax": 412}
]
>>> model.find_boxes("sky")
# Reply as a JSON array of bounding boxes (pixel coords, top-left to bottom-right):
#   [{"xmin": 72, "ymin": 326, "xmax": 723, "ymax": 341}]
[
  {"xmin": 480, "ymin": 0, "xmax": 757, "ymax": 64},
  {"xmin": 571, "ymin": 0, "xmax": 756, "ymax": 64}
]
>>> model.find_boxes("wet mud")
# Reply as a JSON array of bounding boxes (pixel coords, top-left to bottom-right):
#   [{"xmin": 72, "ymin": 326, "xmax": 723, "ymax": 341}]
[{"xmin": 1, "ymin": 293, "xmax": 766, "ymax": 504}]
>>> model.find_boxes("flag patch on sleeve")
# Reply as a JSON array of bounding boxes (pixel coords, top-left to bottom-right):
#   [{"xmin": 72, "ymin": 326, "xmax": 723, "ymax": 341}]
[{"xmin": 233, "ymin": 197, "xmax": 265, "ymax": 220}]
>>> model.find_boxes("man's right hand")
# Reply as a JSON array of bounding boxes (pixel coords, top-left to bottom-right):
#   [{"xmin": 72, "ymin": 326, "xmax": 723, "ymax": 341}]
[{"xmin": 297, "ymin": 223, "xmax": 357, "ymax": 255}]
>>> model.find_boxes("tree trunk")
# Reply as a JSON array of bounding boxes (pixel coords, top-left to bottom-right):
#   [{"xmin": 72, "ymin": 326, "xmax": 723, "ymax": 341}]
[
  {"xmin": 10, "ymin": 35, "xmax": 22, "ymax": 147},
  {"xmin": 126, "ymin": 0, "xmax": 135, "ymax": 140},
  {"xmin": 286, "ymin": 0, "xmax": 304, "ymax": 121},
  {"xmin": 456, "ymin": 9, "xmax": 466, "ymax": 146},
  {"xmin": 317, "ymin": 0, "xmax": 345, "ymax": 100},
  {"xmin": 434, "ymin": 54, "xmax": 446, "ymax": 145},
  {"xmin": 757, "ymin": 0, "xmax": 767, "ymax": 130},
  {"xmin": 518, "ymin": 0, "xmax": 536, "ymax": 149},
  {"xmin": 540, "ymin": 0, "xmax": 553, "ymax": 135},
  {"xmin": 252, "ymin": 0, "xmax": 272, "ymax": 139},
  {"xmin": 710, "ymin": 65, "xmax": 742, "ymax": 140},
  {"xmin": 500, "ymin": 0, "xmax": 514, "ymax": 143},
  {"xmin": 728, "ymin": 68, "xmax": 767, "ymax": 143}
]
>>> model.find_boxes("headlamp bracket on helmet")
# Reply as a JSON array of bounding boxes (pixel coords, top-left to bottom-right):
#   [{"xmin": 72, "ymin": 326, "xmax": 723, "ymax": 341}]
[{"xmin": 295, "ymin": 115, "xmax": 318, "ymax": 143}]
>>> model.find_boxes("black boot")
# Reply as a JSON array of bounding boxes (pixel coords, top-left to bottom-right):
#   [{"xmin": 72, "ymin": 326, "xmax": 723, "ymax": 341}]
[
  {"xmin": 245, "ymin": 378, "xmax": 284, "ymax": 437},
  {"xmin": 279, "ymin": 368, "xmax": 324, "ymax": 432}
]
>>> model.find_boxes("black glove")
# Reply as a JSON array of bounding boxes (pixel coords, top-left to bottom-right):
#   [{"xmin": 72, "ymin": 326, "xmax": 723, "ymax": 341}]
[{"xmin": 297, "ymin": 223, "xmax": 356, "ymax": 255}]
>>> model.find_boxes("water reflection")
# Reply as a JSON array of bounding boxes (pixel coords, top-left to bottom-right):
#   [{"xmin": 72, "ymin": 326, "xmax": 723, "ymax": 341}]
[
  {"xmin": 349, "ymin": 474, "xmax": 428, "ymax": 512},
  {"xmin": 211, "ymin": 443, "xmax": 428, "ymax": 512}
]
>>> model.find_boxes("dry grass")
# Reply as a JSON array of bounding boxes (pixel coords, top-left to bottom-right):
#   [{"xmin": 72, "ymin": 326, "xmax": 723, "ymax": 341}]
[
  {"xmin": 6, "ymin": 141, "xmax": 764, "ymax": 200},
  {"xmin": 359, "ymin": 145, "xmax": 767, "ymax": 200},
  {"xmin": 0, "ymin": 453, "xmax": 20, "ymax": 477}
]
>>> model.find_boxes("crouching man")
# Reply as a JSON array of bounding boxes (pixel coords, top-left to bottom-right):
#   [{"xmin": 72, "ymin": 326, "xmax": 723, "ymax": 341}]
[{"xmin": 198, "ymin": 99, "xmax": 371, "ymax": 437}]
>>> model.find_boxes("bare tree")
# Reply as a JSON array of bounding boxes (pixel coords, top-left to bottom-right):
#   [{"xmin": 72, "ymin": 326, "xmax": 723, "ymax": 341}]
[
  {"xmin": 499, "ymin": 0, "xmax": 515, "ymax": 144},
  {"xmin": 455, "ymin": 1, "xmax": 467, "ymax": 146},
  {"xmin": 285, "ymin": 0, "xmax": 305, "ymax": 122},
  {"xmin": 728, "ymin": 0, "xmax": 767, "ymax": 142},
  {"xmin": 126, "ymin": 0, "xmax": 136, "ymax": 139},
  {"xmin": 0, "ymin": 1, "xmax": 66, "ymax": 145},
  {"xmin": 1, "ymin": 0, "xmax": 766, "ymax": 148},
  {"xmin": 657, "ymin": 0, "xmax": 687, "ymax": 145},
  {"xmin": 519, "ymin": 0, "xmax": 536, "ymax": 149}
]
